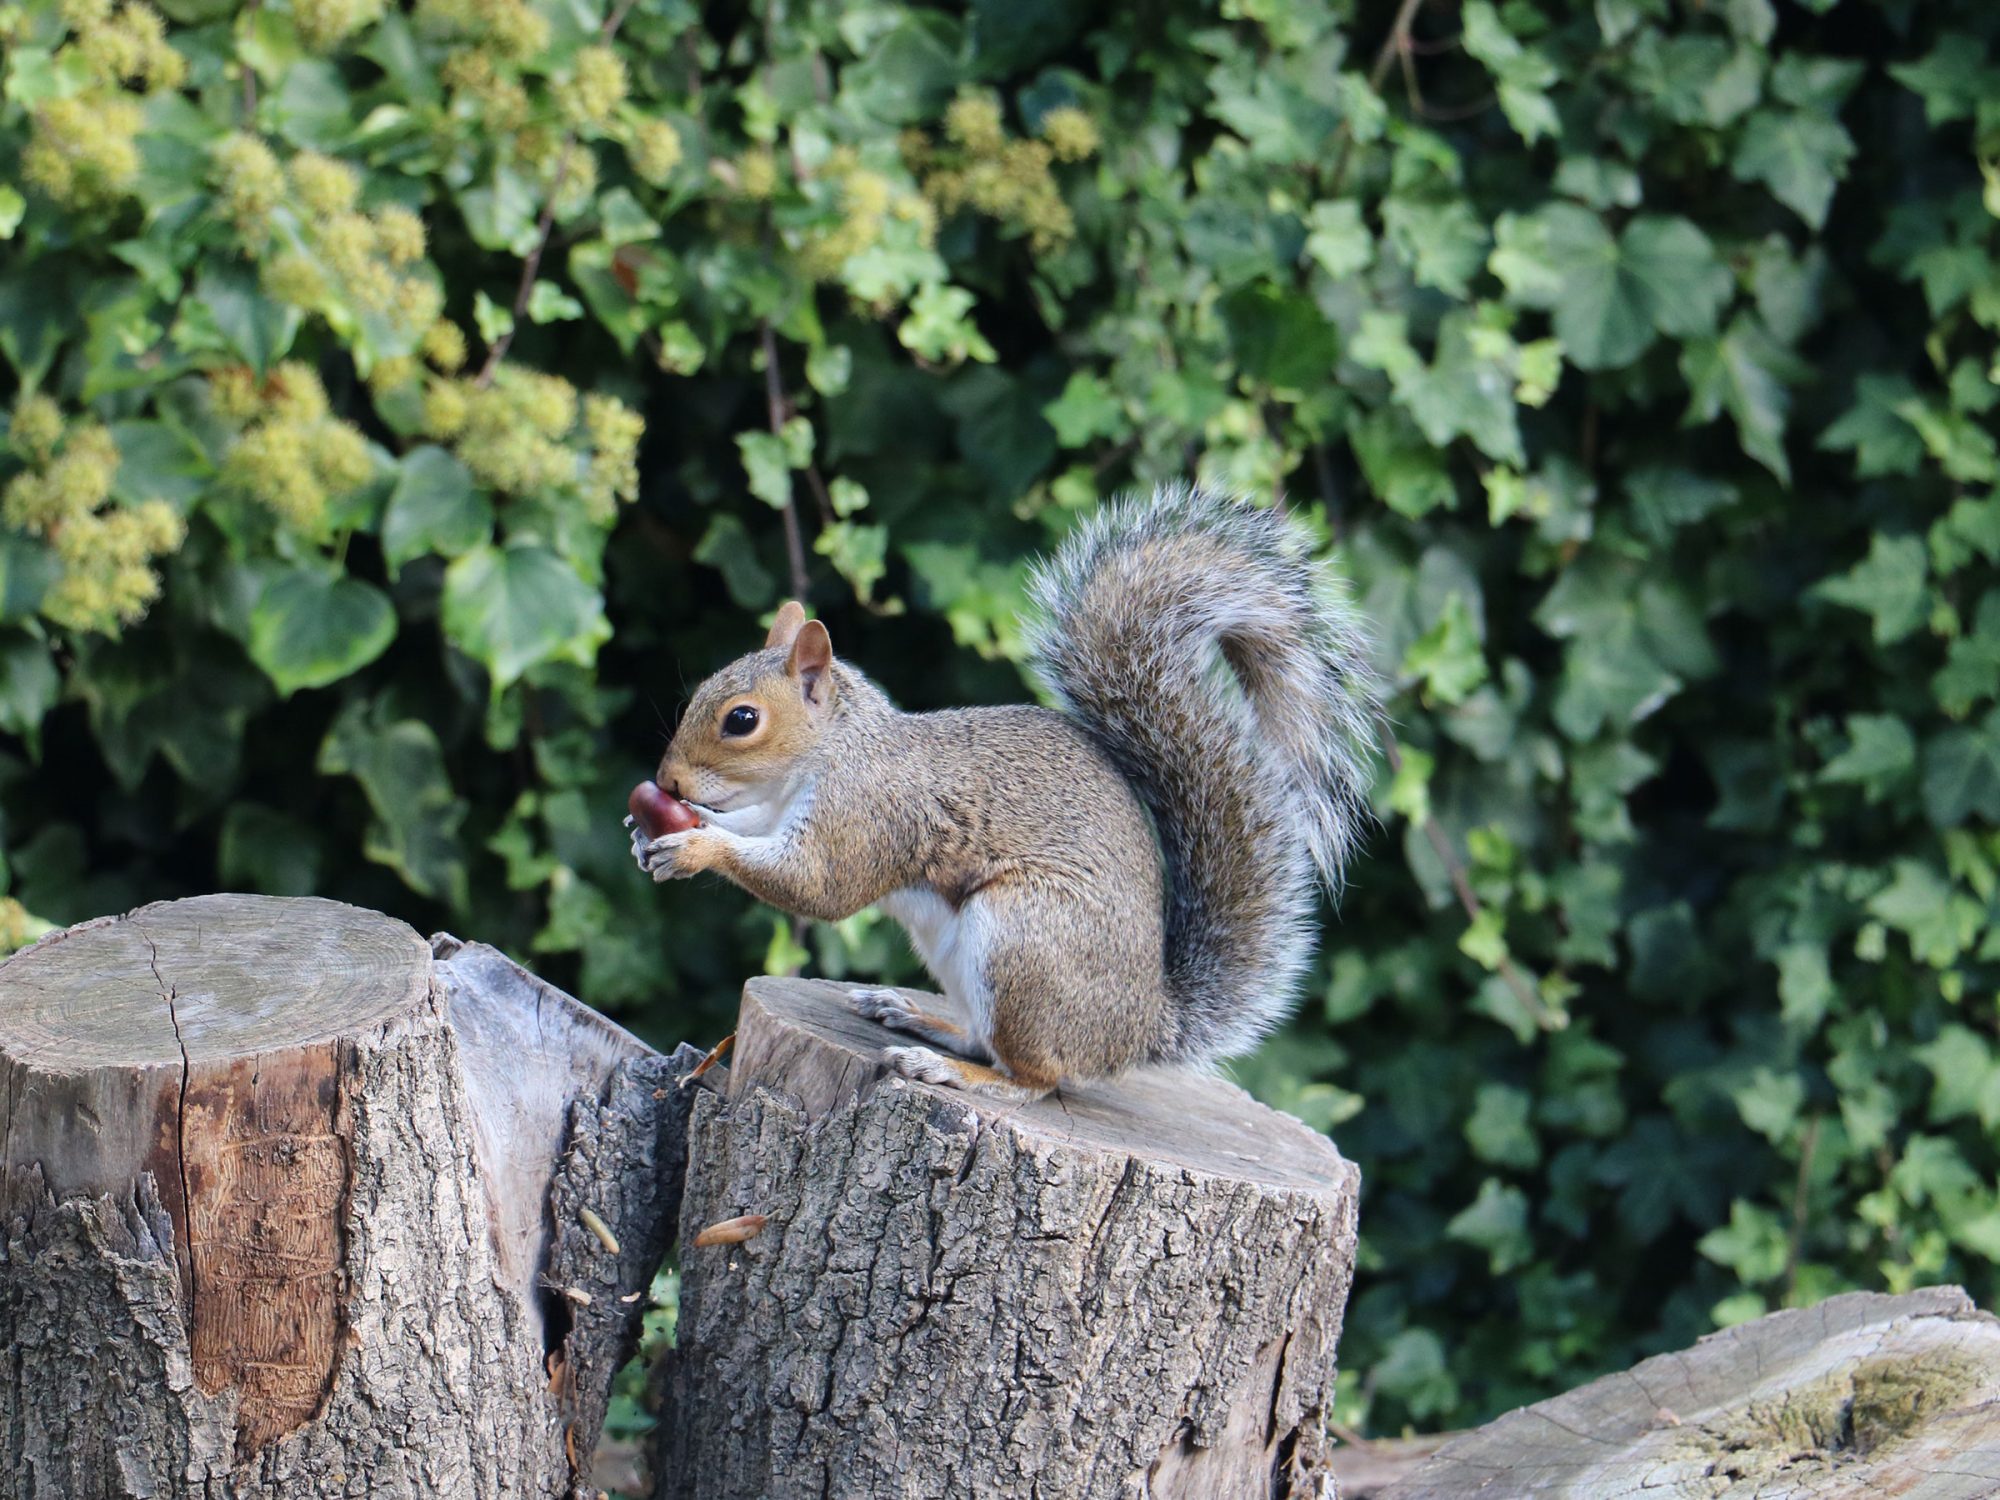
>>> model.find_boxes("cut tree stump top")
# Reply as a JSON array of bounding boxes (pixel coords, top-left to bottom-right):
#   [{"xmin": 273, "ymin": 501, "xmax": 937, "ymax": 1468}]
[
  {"xmin": 661, "ymin": 975, "xmax": 1361, "ymax": 1500},
  {"xmin": 1377, "ymin": 1285, "xmax": 2000, "ymax": 1500},
  {"xmin": 0, "ymin": 893, "xmax": 430, "ymax": 1070},
  {"xmin": 730, "ymin": 976, "xmax": 1355, "ymax": 1197}
]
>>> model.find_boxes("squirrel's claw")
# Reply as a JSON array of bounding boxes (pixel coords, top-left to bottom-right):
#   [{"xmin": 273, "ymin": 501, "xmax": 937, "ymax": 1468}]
[
  {"xmin": 883, "ymin": 1045, "xmax": 963, "ymax": 1087},
  {"xmin": 634, "ymin": 827, "xmax": 701, "ymax": 881},
  {"xmin": 849, "ymin": 987, "xmax": 919, "ymax": 1028}
]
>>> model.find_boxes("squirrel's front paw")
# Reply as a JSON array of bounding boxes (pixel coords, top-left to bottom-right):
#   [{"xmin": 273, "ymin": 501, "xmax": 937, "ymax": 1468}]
[{"xmin": 634, "ymin": 827, "xmax": 715, "ymax": 881}]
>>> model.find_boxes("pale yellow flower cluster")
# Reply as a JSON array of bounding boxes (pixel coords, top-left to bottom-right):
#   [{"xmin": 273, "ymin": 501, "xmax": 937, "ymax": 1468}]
[
  {"xmin": 917, "ymin": 89, "xmax": 1100, "ymax": 254},
  {"xmin": 3, "ymin": 399, "xmax": 185, "ymax": 633},
  {"xmin": 23, "ymin": 0, "xmax": 183, "ymax": 210},
  {"xmin": 417, "ymin": 369, "xmax": 642, "ymax": 517},
  {"xmin": 213, "ymin": 364, "xmax": 375, "ymax": 535},
  {"xmin": 796, "ymin": 148, "xmax": 937, "ymax": 283}
]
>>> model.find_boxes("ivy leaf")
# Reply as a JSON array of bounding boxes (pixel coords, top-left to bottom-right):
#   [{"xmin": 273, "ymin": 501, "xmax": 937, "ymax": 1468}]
[
  {"xmin": 1698, "ymin": 1200, "xmax": 1787, "ymax": 1283},
  {"xmin": 898, "ymin": 281, "xmax": 996, "ymax": 364},
  {"xmin": 1371, "ymin": 1328, "xmax": 1459, "ymax": 1422},
  {"xmin": 1777, "ymin": 944, "xmax": 1834, "ymax": 1031},
  {"xmin": 1923, "ymin": 713, "xmax": 2000, "ymax": 828},
  {"xmin": 1402, "ymin": 593, "xmax": 1489, "ymax": 707},
  {"xmin": 381, "ymin": 446, "xmax": 492, "ymax": 573},
  {"xmin": 1889, "ymin": 35, "xmax": 1996, "ymax": 125},
  {"xmin": 1680, "ymin": 316, "xmax": 1802, "ymax": 483},
  {"xmin": 1466, "ymin": 1084, "xmax": 1540, "ymax": 1168},
  {"xmin": 1771, "ymin": 55, "xmax": 1865, "ymax": 111},
  {"xmin": 246, "ymin": 569, "xmax": 396, "ymax": 696},
  {"xmin": 1819, "ymin": 374, "xmax": 1924, "ymax": 478},
  {"xmin": 459, "ymin": 166, "xmax": 543, "ymax": 255},
  {"xmin": 1867, "ymin": 858, "xmax": 1981, "ymax": 966},
  {"xmin": 1382, "ymin": 198, "xmax": 1489, "ymax": 299},
  {"xmin": 1932, "ymin": 496, "xmax": 2000, "ymax": 577},
  {"xmin": 1461, "ymin": 1, "xmax": 1560, "ymax": 144},
  {"xmin": 0, "ymin": 261, "xmax": 69, "ymax": 386},
  {"xmin": 1495, "ymin": 206, "xmax": 1731, "ymax": 370},
  {"xmin": 194, "ymin": 263, "xmax": 298, "ymax": 374},
  {"xmin": 441, "ymin": 544, "xmax": 611, "ymax": 689},
  {"xmin": 1820, "ymin": 713, "xmax": 1916, "ymax": 797},
  {"xmin": 1446, "ymin": 1179, "xmax": 1534, "ymax": 1274},
  {"xmin": 1304, "ymin": 200, "xmax": 1373, "ymax": 279},
  {"xmin": 1731, "ymin": 108, "xmax": 1855, "ymax": 229},
  {"xmin": 1912, "ymin": 1026, "xmax": 2000, "ymax": 1127},
  {"xmin": 525, "ymin": 280, "xmax": 585, "ymax": 323},
  {"xmin": 1813, "ymin": 533, "xmax": 1928, "ymax": 645},
  {"xmin": 1933, "ymin": 595, "xmax": 2000, "ymax": 716},
  {"xmin": 0, "ymin": 632, "xmax": 58, "ymax": 752},
  {"xmin": 1732, "ymin": 1067, "xmax": 1804, "ymax": 1143},
  {"xmin": 1043, "ymin": 372, "xmax": 1125, "ymax": 448},
  {"xmin": 1349, "ymin": 407, "xmax": 1456, "ymax": 519},
  {"xmin": 1626, "ymin": 466, "xmax": 1739, "ymax": 541},
  {"xmin": 1222, "ymin": 284, "xmax": 1341, "ymax": 392},
  {"xmin": 842, "ymin": 12, "xmax": 964, "ymax": 123},
  {"xmin": 693, "ymin": 514, "xmax": 777, "ymax": 610},
  {"xmin": 1393, "ymin": 312, "xmax": 1524, "ymax": 466},
  {"xmin": 317, "ymin": 699, "xmax": 468, "ymax": 909},
  {"xmin": 737, "ymin": 431, "xmax": 794, "ymax": 509},
  {"xmin": 1553, "ymin": 621, "xmax": 1680, "ymax": 740}
]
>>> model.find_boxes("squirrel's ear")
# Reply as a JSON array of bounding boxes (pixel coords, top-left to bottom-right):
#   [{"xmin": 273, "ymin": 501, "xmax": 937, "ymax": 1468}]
[
  {"xmin": 764, "ymin": 600, "xmax": 807, "ymax": 650},
  {"xmin": 787, "ymin": 619, "xmax": 835, "ymax": 706}
]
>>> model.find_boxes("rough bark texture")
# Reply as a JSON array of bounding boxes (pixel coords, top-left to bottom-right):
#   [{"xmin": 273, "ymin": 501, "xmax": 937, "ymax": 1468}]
[
  {"xmin": 1377, "ymin": 1285, "xmax": 2000, "ymax": 1499},
  {"xmin": 0, "ymin": 897, "xmax": 694, "ymax": 1500},
  {"xmin": 653, "ymin": 976, "xmax": 1360, "ymax": 1500}
]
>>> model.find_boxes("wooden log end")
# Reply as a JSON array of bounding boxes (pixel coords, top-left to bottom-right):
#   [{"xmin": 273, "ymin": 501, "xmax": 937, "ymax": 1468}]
[
  {"xmin": 3, "ymin": 898, "xmax": 691, "ymax": 1490},
  {"xmin": 659, "ymin": 976, "xmax": 1361, "ymax": 1500},
  {"xmin": 1378, "ymin": 1286, "xmax": 2000, "ymax": 1500},
  {"xmin": 730, "ymin": 976, "xmax": 1359, "ymax": 1199}
]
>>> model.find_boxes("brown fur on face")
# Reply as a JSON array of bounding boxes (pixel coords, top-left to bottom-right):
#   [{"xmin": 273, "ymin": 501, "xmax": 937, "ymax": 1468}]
[{"xmin": 656, "ymin": 616, "xmax": 835, "ymax": 811}]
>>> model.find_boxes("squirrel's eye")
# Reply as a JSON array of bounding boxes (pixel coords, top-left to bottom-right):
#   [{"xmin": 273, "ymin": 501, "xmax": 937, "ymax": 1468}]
[{"xmin": 722, "ymin": 705, "xmax": 760, "ymax": 737}]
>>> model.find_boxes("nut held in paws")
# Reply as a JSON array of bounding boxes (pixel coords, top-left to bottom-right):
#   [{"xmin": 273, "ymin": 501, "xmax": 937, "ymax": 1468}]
[{"xmin": 629, "ymin": 780, "xmax": 699, "ymax": 839}]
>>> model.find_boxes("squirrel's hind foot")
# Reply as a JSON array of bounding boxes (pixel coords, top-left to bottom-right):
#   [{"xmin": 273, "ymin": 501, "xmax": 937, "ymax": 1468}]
[
  {"xmin": 883, "ymin": 1044, "xmax": 1050, "ymax": 1105},
  {"xmin": 847, "ymin": 987, "xmax": 987, "ymax": 1059}
]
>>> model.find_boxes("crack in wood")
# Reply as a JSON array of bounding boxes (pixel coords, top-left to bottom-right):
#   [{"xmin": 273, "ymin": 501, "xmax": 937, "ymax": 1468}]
[{"xmin": 143, "ymin": 929, "xmax": 198, "ymax": 1335}]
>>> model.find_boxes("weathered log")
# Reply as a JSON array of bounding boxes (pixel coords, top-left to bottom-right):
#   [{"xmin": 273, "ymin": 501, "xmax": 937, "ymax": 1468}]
[
  {"xmin": 652, "ymin": 976, "xmax": 1361, "ymax": 1500},
  {"xmin": 0, "ymin": 895, "xmax": 697, "ymax": 1499},
  {"xmin": 1325, "ymin": 1434, "xmax": 1454, "ymax": 1499},
  {"xmin": 1376, "ymin": 1285, "xmax": 2000, "ymax": 1499}
]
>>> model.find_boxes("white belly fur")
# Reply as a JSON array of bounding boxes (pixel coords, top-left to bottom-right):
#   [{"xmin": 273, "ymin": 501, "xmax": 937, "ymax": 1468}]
[{"xmin": 879, "ymin": 886, "xmax": 994, "ymax": 1048}]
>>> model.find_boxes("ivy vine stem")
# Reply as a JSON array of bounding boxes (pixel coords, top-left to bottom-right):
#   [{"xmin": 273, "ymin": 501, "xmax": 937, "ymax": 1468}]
[
  {"xmin": 475, "ymin": 0, "xmax": 643, "ymax": 388},
  {"xmin": 758, "ymin": 320, "xmax": 813, "ymax": 600},
  {"xmin": 1328, "ymin": 0, "xmax": 1428, "ymax": 195}
]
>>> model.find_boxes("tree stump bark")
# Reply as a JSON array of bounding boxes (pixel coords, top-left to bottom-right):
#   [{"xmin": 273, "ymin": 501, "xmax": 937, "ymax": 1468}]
[
  {"xmin": 1375, "ymin": 1285, "xmax": 2000, "ymax": 1499},
  {"xmin": 653, "ymin": 977, "xmax": 1360, "ymax": 1500},
  {"xmin": 0, "ymin": 895, "xmax": 698, "ymax": 1499}
]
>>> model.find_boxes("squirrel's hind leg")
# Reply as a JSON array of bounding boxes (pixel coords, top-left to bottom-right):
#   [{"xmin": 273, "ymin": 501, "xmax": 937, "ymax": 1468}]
[
  {"xmin": 846, "ymin": 987, "xmax": 993, "ymax": 1061},
  {"xmin": 883, "ymin": 1045, "xmax": 1053, "ymax": 1104}
]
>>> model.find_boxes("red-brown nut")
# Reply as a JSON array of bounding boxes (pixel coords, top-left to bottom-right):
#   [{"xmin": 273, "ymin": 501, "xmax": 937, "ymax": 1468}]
[{"xmin": 629, "ymin": 780, "xmax": 699, "ymax": 839}]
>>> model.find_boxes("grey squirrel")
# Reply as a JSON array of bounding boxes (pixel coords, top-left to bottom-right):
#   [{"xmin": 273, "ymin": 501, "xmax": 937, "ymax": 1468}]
[{"xmin": 630, "ymin": 485, "xmax": 1381, "ymax": 1102}]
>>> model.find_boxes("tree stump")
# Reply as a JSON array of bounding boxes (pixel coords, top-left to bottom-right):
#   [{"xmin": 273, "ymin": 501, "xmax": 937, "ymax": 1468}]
[
  {"xmin": 0, "ymin": 895, "xmax": 698, "ymax": 1499},
  {"xmin": 1376, "ymin": 1285, "xmax": 2000, "ymax": 1499},
  {"xmin": 653, "ymin": 977, "xmax": 1360, "ymax": 1500}
]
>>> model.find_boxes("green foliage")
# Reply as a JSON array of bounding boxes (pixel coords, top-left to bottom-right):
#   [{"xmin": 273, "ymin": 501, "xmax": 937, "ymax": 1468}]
[{"xmin": 3, "ymin": 0, "xmax": 2000, "ymax": 1446}]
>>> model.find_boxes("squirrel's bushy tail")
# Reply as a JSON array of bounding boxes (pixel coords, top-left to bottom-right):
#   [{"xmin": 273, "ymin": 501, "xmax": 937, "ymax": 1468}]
[{"xmin": 1025, "ymin": 485, "xmax": 1381, "ymax": 1066}]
